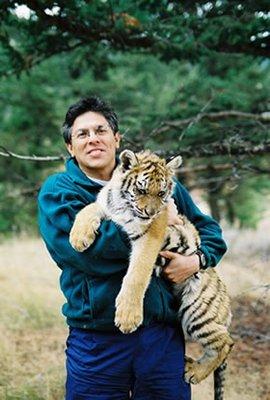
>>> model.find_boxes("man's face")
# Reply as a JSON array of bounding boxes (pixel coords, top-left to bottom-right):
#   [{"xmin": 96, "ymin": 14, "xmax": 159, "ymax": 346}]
[{"xmin": 66, "ymin": 111, "xmax": 121, "ymax": 180}]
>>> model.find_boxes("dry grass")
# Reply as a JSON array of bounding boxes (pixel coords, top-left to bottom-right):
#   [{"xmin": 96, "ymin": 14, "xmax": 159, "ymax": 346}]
[
  {"xmin": 0, "ymin": 239, "xmax": 67, "ymax": 399},
  {"xmin": 0, "ymin": 219, "xmax": 270, "ymax": 399}
]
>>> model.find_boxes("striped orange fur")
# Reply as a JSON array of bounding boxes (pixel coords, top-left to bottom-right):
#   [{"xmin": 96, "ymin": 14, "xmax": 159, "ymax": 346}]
[{"xmin": 158, "ymin": 215, "xmax": 234, "ymax": 398}]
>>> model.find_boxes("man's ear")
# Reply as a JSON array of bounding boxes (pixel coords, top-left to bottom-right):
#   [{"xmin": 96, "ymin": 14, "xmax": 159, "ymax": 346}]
[
  {"xmin": 115, "ymin": 132, "xmax": 121, "ymax": 149},
  {"xmin": 119, "ymin": 150, "xmax": 138, "ymax": 170},
  {"xmin": 66, "ymin": 142, "xmax": 74, "ymax": 157}
]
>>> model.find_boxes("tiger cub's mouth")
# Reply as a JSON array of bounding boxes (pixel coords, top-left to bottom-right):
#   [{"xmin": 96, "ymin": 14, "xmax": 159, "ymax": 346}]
[
  {"xmin": 133, "ymin": 210, "xmax": 151, "ymax": 220},
  {"xmin": 133, "ymin": 206, "xmax": 162, "ymax": 220}
]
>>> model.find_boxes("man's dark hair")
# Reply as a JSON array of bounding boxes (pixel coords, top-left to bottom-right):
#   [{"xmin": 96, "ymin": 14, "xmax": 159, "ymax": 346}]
[{"xmin": 62, "ymin": 96, "xmax": 119, "ymax": 143}]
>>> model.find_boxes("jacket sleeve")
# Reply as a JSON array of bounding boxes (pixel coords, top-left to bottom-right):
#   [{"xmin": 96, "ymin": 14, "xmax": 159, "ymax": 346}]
[
  {"xmin": 173, "ymin": 181, "xmax": 227, "ymax": 268},
  {"xmin": 38, "ymin": 175, "xmax": 130, "ymax": 277}
]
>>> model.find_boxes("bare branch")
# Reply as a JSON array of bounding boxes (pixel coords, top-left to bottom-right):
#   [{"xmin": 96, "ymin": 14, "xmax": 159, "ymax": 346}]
[
  {"xmin": 178, "ymin": 97, "xmax": 214, "ymax": 141},
  {"xmin": 188, "ymin": 175, "xmax": 235, "ymax": 191},
  {"xmin": 0, "ymin": 146, "xmax": 66, "ymax": 162},
  {"xmin": 5, "ymin": 185, "xmax": 40, "ymax": 198},
  {"xmin": 1, "ymin": 137, "xmax": 270, "ymax": 164},
  {"xmin": 181, "ymin": 162, "xmax": 270, "ymax": 190},
  {"xmin": 180, "ymin": 163, "xmax": 233, "ymax": 173},
  {"xmin": 158, "ymin": 139, "xmax": 270, "ymax": 158}
]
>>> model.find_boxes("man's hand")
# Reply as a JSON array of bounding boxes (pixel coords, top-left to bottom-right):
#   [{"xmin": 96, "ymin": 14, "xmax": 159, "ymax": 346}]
[{"xmin": 159, "ymin": 251, "xmax": 200, "ymax": 284}]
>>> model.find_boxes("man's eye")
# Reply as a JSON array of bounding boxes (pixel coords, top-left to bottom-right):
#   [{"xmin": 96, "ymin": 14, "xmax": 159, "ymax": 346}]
[
  {"xmin": 78, "ymin": 132, "xmax": 87, "ymax": 138},
  {"xmin": 97, "ymin": 128, "xmax": 108, "ymax": 135}
]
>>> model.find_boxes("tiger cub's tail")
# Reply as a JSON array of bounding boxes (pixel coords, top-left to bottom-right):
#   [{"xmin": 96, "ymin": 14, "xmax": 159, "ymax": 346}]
[{"xmin": 214, "ymin": 361, "xmax": 227, "ymax": 400}]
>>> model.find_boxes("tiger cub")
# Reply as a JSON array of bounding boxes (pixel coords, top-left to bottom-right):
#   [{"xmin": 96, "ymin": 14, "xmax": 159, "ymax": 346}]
[
  {"xmin": 70, "ymin": 149, "xmax": 182, "ymax": 334},
  {"xmin": 157, "ymin": 216, "xmax": 233, "ymax": 397}
]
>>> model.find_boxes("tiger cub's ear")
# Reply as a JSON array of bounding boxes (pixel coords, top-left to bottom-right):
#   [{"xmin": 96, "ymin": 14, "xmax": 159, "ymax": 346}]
[
  {"xmin": 119, "ymin": 150, "xmax": 139, "ymax": 171},
  {"xmin": 166, "ymin": 155, "xmax": 182, "ymax": 171}
]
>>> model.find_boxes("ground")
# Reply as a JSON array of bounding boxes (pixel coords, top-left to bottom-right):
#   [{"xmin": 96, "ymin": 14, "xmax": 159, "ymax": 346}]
[{"xmin": 0, "ymin": 217, "xmax": 269, "ymax": 399}]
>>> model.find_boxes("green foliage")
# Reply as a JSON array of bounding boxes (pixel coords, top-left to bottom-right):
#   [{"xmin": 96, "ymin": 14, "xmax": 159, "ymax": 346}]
[
  {"xmin": 0, "ymin": 1, "xmax": 269, "ymax": 76},
  {"xmin": 0, "ymin": 1, "xmax": 269, "ymax": 233},
  {"xmin": 224, "ymin": 175, "xmax": 270, "ymax": 229}
]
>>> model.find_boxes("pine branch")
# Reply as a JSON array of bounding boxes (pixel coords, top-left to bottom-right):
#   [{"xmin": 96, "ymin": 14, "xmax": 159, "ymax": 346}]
[
  {"xmin": 180, "ymin": 163, "xmax": 270, "ymax": 174},
  {"xmin": 150, "ymin": 111, "xmax": 270, "ymax": 137},
  {"xmin": 1, "ymin": 135, "xmax": 270, "ymax": 162},
  {"xmin": 157, "ymin": 139, "xmax": 270, "ymax": 158},
  {"xmin": 2, "ymin": 2, "xmax": 269, "ymax": 78},
  {"xmin": 1, "ymin": 138, "xmax": 270, "ymax": 182}
]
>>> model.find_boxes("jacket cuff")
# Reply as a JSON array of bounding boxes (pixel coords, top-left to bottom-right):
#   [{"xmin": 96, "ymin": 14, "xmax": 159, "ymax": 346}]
[{"xmin": 198, "ymin": 245, "xmax": 212, "ymax": 268}]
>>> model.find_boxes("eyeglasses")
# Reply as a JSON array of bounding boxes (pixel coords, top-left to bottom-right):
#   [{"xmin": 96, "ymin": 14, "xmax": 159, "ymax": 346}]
[{"xmin": 72, "ymin": 125, "xmax": 112, "ymax": 141}]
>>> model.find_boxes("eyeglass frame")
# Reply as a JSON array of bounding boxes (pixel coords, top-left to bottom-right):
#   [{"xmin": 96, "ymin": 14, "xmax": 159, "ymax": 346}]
[{"xmin": 71, "ymin": 124, "xmax": 114, "ymax": 141}]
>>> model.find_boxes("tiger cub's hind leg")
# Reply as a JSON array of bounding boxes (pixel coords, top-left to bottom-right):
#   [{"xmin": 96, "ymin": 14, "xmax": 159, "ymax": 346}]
[{"xmin": 184, "ymin": 331, "xmax": 234, "ymax": 384}]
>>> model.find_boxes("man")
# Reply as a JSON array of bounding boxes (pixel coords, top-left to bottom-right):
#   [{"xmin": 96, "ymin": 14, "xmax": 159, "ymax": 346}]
[{"xmin": 38, "ymin": 96, "xmax": 227, "ymax": 400}]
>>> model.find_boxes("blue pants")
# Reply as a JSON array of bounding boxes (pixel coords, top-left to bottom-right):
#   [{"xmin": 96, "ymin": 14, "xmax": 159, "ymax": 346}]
[{"xmin": 65, "ymin": 324, "xmax": 191, "ymax": 400}]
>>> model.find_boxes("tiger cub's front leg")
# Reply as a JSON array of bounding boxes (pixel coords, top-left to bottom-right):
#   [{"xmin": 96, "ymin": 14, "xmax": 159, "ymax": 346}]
[
  {"xmin": 115, "ymin": 210, "xmax": 167, "ymax": 333},
  {"xmin": 70, "ymin": 203, "xmax": 104, "ymax": 252}
]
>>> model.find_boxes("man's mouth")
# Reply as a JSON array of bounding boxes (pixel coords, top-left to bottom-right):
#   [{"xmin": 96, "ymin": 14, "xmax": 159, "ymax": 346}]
[{"xmin": 87, "ymin": 149, "xmax": 105, "ymax": 156}]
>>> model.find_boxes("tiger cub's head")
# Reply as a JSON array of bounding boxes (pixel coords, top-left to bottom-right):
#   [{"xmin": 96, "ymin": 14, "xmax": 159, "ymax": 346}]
[{"xmin": 118, "ymin": 149, "xmax": 182, "ymax": 219}]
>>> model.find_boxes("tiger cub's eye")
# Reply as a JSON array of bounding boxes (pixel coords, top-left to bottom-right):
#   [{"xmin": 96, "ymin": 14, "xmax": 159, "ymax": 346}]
[
  {"xmin": 136, "ymin": 188, "xmax": 147, "ymax": 195},
  {"xmin": 158, "ymin": 191, "xmax": 166, "ymax": 197}
]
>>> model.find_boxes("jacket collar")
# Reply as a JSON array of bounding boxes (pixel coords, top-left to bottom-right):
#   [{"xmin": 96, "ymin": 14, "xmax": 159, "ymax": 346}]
[
  {"xmin": 65, "ymin": 156, "xmax": 119, "ymax": 188},
  {"xmin": 65, "ymin": 157, "xmax": 102, "ymax": 188}
]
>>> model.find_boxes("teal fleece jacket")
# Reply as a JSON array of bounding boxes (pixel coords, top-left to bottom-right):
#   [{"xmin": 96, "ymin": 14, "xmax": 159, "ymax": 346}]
[{"xmin": 38, "ymin": 157, "xmax": 227, "ymax": 331}]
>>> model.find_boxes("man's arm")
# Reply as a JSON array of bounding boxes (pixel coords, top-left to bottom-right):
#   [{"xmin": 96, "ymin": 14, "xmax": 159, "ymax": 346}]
[
  {"xmin": 161, "ymin": 181, "xmax": 227, "ymax": 283},
  {"xmin": 173, "ymin": 181, "xmax": 227, "ymax": 268},
  {"xmin": 38, "ymin": 175, "xmax": 130, "ymax": 277}
]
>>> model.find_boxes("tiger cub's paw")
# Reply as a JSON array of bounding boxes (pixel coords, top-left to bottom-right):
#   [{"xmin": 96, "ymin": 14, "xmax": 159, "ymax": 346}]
[
  {"xmin": 115, "ymin": 292, "xmax": 143, "ymax": 334},
  {"xmin": 70, "ymin": 208, "xmax": 101, "ymax": 252},
  {"xmin": 184, "ymin": 356, "xmax": 207, "ymax": 384}
]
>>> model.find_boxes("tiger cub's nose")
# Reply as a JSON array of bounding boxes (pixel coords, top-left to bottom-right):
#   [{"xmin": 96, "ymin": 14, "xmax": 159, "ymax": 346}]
[{"xmin": 146, "ymin": 202, "xmax": 162, "ymax": 217}]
